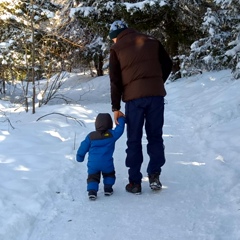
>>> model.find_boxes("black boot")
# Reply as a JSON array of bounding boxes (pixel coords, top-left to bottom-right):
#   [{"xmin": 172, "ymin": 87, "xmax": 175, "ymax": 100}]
[
  {"xmin": 125, "ymin": 183, "xmax": 142, "ymax": 194},
  {"xmin": 104, "ymin": 185, "xmax": 113, "ymax": 196},
  {"xmin": 88, "ymin": 190, "xmax": 97, "ymax": 200},
  {"xmin": 148, "ymin": 173, "xmax": 162, "ymax": 190}
]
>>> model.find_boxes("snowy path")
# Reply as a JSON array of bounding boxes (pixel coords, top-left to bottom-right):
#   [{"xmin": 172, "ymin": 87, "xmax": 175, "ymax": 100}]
[
  {"xmin": 1, "ymin": 71, "xmax": 240, "ymax": 240},
  {"xmin": 26, "ymin": 101, "xmax": 240, "ymax": 240}
]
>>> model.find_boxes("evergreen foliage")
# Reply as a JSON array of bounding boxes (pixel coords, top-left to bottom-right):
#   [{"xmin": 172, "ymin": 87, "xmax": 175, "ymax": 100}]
[
  {"xmin": 183, "ymin": 0, "xmax": 240, "ymax": 79},
  {"xmin": 1, "ymin": 0, "xmax": 239, "ymax": 111}
]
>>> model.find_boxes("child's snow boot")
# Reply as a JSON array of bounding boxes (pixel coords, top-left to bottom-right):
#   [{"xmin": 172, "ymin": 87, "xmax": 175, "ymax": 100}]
[
  {"xmin": 104, "ymin": 185, "xmax": 113, "ymax": 196},
  {"xmin": 88, "ymin": 190, "xmax": 97, "ymax": 200}
]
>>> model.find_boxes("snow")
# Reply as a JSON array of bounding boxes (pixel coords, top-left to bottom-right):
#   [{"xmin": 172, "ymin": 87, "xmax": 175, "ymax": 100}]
[
  {"xmin": 124, "ymin": 0, "xmax": 166, "ymax": 11},
  {"xmin": 70, "ymin": 7, "xmax": 93, "ymax": 18},
  {"xmin": 1, "ymin": 69, "xmax": 240, "ymax": 240},
  {"xmin": 0, "ymin": 42, "xmax": 10, "ymax": 49},
  {"xmin": 70, "ymin": 0, "xmax": 167, "ymax": 18}
]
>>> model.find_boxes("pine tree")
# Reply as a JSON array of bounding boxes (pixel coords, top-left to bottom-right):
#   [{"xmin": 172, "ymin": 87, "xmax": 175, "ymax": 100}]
[
  {"xmin": 186, "ymin": 0, "xmax": 240, "ymax": 79},
  {"xmin": 69, "ymin": 0, "xmax": 206, "ymax": 78},
  {"xmin": 218, "ymin": 0, "xmax": 240, "ymax": 79}
]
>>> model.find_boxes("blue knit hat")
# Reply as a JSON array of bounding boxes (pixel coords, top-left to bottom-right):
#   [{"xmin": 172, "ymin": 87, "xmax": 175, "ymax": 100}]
[{"xmin": 109, "ymin": 20, "xmax": 128, "ymax": 40}]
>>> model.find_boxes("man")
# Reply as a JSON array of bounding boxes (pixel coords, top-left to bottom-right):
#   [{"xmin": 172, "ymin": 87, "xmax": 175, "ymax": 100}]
[{"xmin": 109, "ymin": 20, "xmax": 173, "ymax": 194}]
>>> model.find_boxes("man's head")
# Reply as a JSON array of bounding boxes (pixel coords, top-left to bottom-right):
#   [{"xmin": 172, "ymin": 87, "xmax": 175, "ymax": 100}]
[{"xmin": 109, "ymin": 20, "xmax": 128, "ymax": 41}]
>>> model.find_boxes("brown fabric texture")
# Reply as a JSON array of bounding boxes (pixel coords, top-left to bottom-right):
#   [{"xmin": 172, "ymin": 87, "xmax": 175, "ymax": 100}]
[{"xmin": 109, "ymin": 28, "xmax": 172, "ymax": 110}]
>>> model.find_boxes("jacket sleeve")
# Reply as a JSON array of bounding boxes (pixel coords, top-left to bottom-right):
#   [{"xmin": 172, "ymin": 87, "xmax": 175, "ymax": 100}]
[
  {"xmin": 109, "ymin": 49, "xmax": 123, "ymax": 111},
  {"xmin": 158, "ymin": 41, "xmax": 173, "ymax": 82},
  {"xmin": 76, "ymin": 135, "xmax": 91, "ymax": 162},
  {"xmin": 111, "ymin": 116, "xmax": 125, "ymax": 140}
]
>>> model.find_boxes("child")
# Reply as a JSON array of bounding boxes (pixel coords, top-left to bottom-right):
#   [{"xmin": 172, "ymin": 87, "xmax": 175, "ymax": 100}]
[{"xmin": 76, "ymin": 113, "xmax": 125, "ymax": 200}]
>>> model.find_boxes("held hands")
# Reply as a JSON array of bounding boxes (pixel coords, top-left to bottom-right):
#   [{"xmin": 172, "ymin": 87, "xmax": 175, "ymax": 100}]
[{"xmin": 113, "ymin": 110, "xmax": 125, "ymax": 125}]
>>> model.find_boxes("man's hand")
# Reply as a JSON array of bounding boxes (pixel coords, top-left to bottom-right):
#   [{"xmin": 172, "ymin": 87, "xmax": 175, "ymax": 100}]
[{"xmin": 113, "ymin": 110, "xmax": 125, "ymax": 125}]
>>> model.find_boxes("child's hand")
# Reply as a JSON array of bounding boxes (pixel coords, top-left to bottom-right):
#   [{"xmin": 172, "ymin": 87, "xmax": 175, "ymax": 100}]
[{"xmin": 113, "ymin": 110, "xmax": 125, "ymax": 125}]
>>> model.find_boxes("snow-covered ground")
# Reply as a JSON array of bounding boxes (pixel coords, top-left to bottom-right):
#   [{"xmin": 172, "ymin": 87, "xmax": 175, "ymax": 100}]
[{"xmin": 0, "ymin": 70, "xmax": 240, "ymax": 240}]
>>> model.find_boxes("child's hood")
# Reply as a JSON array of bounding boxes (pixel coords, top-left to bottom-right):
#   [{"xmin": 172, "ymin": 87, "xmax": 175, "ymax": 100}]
[{"xmin": 95, "ymin": 113, "xmax": 113, "ymax": 132}]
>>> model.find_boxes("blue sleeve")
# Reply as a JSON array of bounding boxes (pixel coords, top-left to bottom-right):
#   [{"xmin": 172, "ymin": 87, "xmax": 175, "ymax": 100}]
[
  {"xmin": 76, "ymin": 135, "xmax": 91, "ymax": 162},
  {"xmin": 111, "ymin": 116, "xmax": 125, "ymax": 141}
]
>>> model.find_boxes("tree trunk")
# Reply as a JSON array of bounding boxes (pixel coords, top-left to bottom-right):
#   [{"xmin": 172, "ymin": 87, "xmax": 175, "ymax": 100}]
[
  {"xmin": 94, "ymin": 54, "xmax": 103, "ymax": 76},
  {"xmin": 31, "ymin": 0, "xmax": 36, "ymax": 114}
]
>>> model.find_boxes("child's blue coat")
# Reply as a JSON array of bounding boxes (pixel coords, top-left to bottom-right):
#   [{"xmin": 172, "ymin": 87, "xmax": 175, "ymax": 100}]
[{"xmin": 76, "ymin": 116, "xmax": 125, "ymax": 175}]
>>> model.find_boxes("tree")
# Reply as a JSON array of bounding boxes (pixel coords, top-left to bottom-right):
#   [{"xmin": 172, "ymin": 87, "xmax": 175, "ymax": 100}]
[
  {"xmin": 69, "ymin": 0, "xmax": 212, "ymax": 79},
  {"xmin": 0, "ymin": 0, "xmax": 64, "ymax": 111},
  {"xmin": 217, "ymin": 0, "xmax": 240, "ymax": 79},
  {"xmin": 185, "ymin": 0, "xmax": 240, "ymax": 78}
]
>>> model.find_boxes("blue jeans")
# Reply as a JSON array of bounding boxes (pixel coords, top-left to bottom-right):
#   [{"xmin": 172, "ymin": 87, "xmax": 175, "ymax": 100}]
[{"xmin": 125, "ymin": 96, "xmax": 165, "ymax": 184}]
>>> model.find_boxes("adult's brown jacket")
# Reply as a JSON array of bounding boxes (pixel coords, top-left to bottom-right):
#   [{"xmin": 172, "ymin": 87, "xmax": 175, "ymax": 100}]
[{"xmin": 109, "ymin": 28, "xmax": 173, "ymax": 111}]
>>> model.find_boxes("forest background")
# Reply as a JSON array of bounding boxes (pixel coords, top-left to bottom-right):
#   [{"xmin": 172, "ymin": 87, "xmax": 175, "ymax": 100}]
[{"xmin": 0, "ymin": 0, "xmax": 239, "ymax": 113}]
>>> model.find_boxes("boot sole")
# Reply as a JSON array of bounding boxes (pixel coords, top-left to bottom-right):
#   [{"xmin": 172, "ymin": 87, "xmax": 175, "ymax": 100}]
[
  {"xmin": 89, "ymin": 195, "xmax": 97, "ymax": 200},
  {"xmin": 151, "ymin": 186, "xmax": 162, "ymax": 190},
  {"xmin": 150, "ymin": 183, "xmax": 162, "ymax": 190},
  {"xmin": 126, "ymin": 190, "xmax": 142, "ymax": 195},
  {"xmin": 104, "ymin": 192, "xmax": 113, "ymax": 196}
]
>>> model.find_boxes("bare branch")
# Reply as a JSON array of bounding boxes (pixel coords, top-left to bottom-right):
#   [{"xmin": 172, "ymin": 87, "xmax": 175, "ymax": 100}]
[
  {"xmin": 0, "ymin": 110, "xmax": 15, "ymax": 130},
  {"xmin": 36, "ymin": 112, "xmax": 85, "ymax": 127}
]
